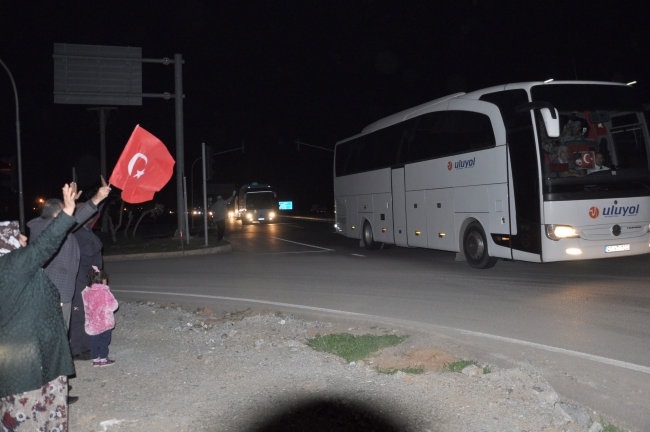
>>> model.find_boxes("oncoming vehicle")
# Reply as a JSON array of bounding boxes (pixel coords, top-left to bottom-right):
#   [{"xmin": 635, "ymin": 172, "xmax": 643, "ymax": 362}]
[
  {"xmin": 236, "ymin": 183, "xmax": 277, "ymax": 224},
  {"xmin": 334, "ymin": 81, "xmax": 650, "ymax": 268}
]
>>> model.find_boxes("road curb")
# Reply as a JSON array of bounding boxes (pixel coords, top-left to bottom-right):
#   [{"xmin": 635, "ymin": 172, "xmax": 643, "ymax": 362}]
[{"xmin": 104, "ymin": 243, "xmax": 232, "ymax": 262}]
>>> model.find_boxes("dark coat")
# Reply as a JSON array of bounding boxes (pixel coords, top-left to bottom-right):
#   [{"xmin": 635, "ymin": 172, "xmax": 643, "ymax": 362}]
[
  {"xmin": 26, "ymin": 201, "xmax": 97, "ymax": 303},
  {"xmin": 70, "ymin": 224, "xmax": 103, "ymax": 355},
  {"xmin": 0, "ymin": 212, "xmax": 76, "ymax": 397},
  {"xmin": 72, "ymin": 223, "xmax": 104, "ymax": 305}
]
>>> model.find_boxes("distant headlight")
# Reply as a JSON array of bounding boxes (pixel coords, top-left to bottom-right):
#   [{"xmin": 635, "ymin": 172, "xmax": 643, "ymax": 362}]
[
  {"xmin": 269, "ymin": 212, "xmax": 275, "ymax": 219},
  {"xmin": 546, "ymin": 225, "xmax": 580, "ymax": 241},
  {"xmin": 209, "ymin": 211, "xmax": 213, "ymax": 216},
  {"xmin": 228, "ymin": 211, "xmax": 234, "ymax": 218},
  {"xmin": 246, "ymin": 213, "xmax": 253, "ymax": 220}
]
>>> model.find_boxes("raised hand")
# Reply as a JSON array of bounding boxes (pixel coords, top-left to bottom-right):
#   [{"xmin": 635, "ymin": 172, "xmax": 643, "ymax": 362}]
[
  {"xmin": 92, "ymin": 176, "xmax": 112, "ymax": 205},
  {"xmin": 62, "ymin": 183, "xmax": 77, "ymax": 216},
  {"xmin": 70, "ymin": 182, "xmax": 83, "ymax": 201}
]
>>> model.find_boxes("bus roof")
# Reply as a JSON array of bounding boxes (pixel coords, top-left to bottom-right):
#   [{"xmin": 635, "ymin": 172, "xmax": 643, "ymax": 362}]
[{"xmin": 349, "ymin": 80, "xmax": 630, "ymax": 141}]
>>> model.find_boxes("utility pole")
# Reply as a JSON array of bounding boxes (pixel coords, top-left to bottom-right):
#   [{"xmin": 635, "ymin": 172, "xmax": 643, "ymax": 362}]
[
  {"xmin": 87, "ymin": 107, "xmax": 117, "ymax": 232},
  {"xmin": 202, "ymin": 143, "xmax": 209, "ymax": 246},
  {"xmin": 0, "ymin": 58, "xmax": 25, "ymax": 232}
]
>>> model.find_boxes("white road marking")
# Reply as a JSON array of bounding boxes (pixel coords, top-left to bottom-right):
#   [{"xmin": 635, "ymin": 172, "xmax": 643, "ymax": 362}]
[
  {"xmin": 456, "ymin": 329, "xmax": 650, "ymax": 374},
  {"xmin": 261, "ymin": 251, "xmax": 330, "ymax": 255},
  {"xmin": 111, "ymin": 290, "xmax": 367, "ymax": 316},
  {"xmin": 273, "ymin": 237, "xmax": 334, "ymax": 251},
  {"xmin": 351, "ymin": 254, "xmax": 365, "ymax": 257},
  {"xmin": 111, "ymin": 289, "xmax": 650, "ymax": 375}
]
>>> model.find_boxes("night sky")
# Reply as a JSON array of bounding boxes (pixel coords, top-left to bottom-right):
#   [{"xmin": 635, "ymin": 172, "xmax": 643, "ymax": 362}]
[{"xmin": 1, "ymin": 1, "xmax": 649, "ymax": 220}]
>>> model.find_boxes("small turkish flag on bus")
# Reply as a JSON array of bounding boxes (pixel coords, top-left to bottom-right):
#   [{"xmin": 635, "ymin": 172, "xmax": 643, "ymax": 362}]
[
  {"xmin": 109, "ymin": 125, "xmax": 175, "ymax": 204},
  {"xmin": 580, "ymin": 151, "xmax": 595, "ymax": 169}
]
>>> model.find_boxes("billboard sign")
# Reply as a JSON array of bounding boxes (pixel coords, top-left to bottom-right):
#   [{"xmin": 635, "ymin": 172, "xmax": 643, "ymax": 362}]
[{"xmin": 53, "ymin": 43, "xmax": 142, "ymax": 105}]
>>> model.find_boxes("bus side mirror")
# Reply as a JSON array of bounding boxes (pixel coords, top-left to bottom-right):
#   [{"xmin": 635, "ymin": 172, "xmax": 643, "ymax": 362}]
[
  {"xmin": 515, "ymin": 101, "xmax": 559, "ymax": 138},
  {"xmin": 541, "ymin": 107, "xmax": 560, "ymax": 138}
]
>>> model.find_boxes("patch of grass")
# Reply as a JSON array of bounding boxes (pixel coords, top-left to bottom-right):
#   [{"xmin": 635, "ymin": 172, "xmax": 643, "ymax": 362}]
[
  {"xmin": 401, "ymin": 366, "xmax": 425, "ymax": 374},
  {"xmin": 443, "ymin": 360, "xmax": 478, "ymax": 372},
  {"xmin": 602, "ymin": 424, "xmax": 623, "ymax": 432},
  {"xmin": 483, "ymin": 366, "xmax": 492, "ymax": 374},
  {"xmin": 375, "ymin": 365, "xmax": 425, "ymax": 375},
  {"xmin": 306, "ymin": 333, "xmax": 407, "ymax": 363}
]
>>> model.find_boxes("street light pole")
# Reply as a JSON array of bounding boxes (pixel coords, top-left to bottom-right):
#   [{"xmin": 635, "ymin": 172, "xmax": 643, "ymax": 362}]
[{"xmin": 0, "ymin": 58, "xmax": 25, "ymax": 232}]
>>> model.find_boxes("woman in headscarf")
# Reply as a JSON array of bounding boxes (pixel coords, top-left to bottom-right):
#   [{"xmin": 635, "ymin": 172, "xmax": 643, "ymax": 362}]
[{"xmin": 0, "ymin": 183, "xmax": 79, "ymax": 432}]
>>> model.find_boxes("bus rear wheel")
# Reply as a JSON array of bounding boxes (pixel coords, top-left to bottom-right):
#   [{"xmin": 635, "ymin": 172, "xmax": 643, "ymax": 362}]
[
  {"xmin": 362, "ymin": 220, "xmax": 381, "ymax": 250},
  {"xmin": 463, "ymin": 222, "xmax": 498, "ymax": 269}
]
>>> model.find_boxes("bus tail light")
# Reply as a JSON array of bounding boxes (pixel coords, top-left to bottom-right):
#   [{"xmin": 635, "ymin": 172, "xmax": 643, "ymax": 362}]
[{"xmin": 546, "ymin": 225, "xmax": 580, "ymax": 241}]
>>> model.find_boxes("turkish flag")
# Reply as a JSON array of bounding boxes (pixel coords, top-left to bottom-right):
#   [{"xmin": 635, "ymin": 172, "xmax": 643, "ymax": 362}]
[
  {"xmin": 580, "ymin": 151, "xmax": 595, "ymax": 169},
  {"xmin": 109, "ymin": 125, "xmax": 175, "ymax": 203}
]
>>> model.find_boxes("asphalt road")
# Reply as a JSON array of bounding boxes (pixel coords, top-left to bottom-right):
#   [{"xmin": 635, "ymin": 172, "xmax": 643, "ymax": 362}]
[{"xmin": 107, "ymin": 216, "xmax": 650, "ymax": 431}]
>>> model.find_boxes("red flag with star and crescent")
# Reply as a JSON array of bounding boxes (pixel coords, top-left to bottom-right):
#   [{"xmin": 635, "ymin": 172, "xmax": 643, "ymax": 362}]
[{"xmin": 109, "ymin": 125, "xmax": 175, "ymax": 204}]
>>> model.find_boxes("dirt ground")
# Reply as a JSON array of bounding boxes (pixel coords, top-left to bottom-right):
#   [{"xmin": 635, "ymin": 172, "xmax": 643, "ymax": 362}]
[{"xmin": 67, "ymin": 302, "xmax": 613, "ymax": 432}]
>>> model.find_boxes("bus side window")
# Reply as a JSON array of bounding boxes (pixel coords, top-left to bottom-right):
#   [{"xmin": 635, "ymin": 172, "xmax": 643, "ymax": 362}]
[
  {"xmin": 449, "ymin": 111, "xmax": 496, "ymax": 154},
  {"xmin": 406, "ymin": 111, "xmax": 454, "ymax": 163}
]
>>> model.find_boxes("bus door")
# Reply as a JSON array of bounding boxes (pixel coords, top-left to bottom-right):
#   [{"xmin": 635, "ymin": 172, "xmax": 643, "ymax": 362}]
[{"xmin": 391, "ymin": 168, "xmax": 408, "ymax": 247}]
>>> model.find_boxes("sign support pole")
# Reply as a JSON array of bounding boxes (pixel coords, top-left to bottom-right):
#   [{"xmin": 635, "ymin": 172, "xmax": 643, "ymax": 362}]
[
  {"xmin": 174, "ymin": 53, "xmax": 185, "ymax": 239},
  {"xmin": 87, "ymin": 107, "xmax": 117, "ymax": 232}
]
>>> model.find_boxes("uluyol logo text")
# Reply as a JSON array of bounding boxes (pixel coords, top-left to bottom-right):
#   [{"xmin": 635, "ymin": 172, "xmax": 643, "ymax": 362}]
[
  {"xmin": 452, "ymin": 157, "xmax": 476, "ymax": 170},
  {"xmin": 592, "ymin": 204, "xmax": 641, "ymax": 218}
]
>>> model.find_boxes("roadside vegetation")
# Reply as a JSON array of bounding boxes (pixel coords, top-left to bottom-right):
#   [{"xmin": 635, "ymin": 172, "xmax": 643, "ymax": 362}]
[
  {"xmin": 601, "ymin": 423, "xmax": 623, "ymax": 432},
  {"xmin": 443, "ymin": 360, "xmax": 491, "ymax": 374},
  {"xmin": 376, "ymin": 366, "xmax": 425, "ymax": 375},
  {"xmin": 306, "ymin": 333, "xmax": 407, "ymax": 363}
]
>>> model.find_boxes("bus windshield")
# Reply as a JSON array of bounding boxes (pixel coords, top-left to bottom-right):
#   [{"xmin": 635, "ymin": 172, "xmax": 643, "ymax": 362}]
[
  {"xmin": 531, "ymin": 84, "xmax": 650, "ymax": 200},
  {"xmin": 246, "ymin": 192, "xmax": 275, "ymax": 210}
]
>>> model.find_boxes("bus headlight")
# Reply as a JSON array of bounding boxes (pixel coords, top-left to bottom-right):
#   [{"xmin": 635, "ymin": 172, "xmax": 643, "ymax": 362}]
[{"xmin": 546, "ymin": 225, "xmax": 580, "ymax": 241}]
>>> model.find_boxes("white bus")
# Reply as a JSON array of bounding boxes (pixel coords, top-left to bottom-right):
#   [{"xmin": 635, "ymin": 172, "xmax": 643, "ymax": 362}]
[
  {"xmin": 333, "ymin": 81, "xmax": 650, "ymax": 268},
  {"xmin": 236, "ymin": 183, "xmax": 277, "ymax": 224}
]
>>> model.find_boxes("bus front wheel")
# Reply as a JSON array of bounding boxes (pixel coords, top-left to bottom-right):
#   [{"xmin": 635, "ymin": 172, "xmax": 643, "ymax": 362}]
[
  {"xmin": 362, "ymin": 220, "xmax": 381, "ymax": 250},
  {"xmin": 463, "ymin": 222, "xmax": 498, "ymax": 269}
]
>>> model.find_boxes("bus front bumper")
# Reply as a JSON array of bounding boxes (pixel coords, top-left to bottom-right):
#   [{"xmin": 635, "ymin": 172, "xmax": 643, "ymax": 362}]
[{"xmin": 542, "ymin": 234, "xmax": 650, "ymax": 262}]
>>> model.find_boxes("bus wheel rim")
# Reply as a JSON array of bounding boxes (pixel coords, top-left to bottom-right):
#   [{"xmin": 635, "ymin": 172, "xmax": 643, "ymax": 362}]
[
  {"xmin": 467, "ymin": 231, "xmax": 484, "ymax": 260},
  {"xmin": 364, "ymin": 224, "xmax": 372, "ymax": 244}
]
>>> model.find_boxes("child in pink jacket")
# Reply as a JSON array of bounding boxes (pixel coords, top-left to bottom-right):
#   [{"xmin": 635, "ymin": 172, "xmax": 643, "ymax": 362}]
[{"xmin": 82, "ymin": 266, "xmax": 118, "ymax": 367}]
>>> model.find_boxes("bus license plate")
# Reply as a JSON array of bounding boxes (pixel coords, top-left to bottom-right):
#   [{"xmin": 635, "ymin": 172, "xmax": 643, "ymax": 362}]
[
  {"xmin": 258, "ymin": 218, "xmax": 265, "ymax": 221},
  {"xmin": 605, "ymin": 244, "xmax": 630, "ymax": 253}
]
